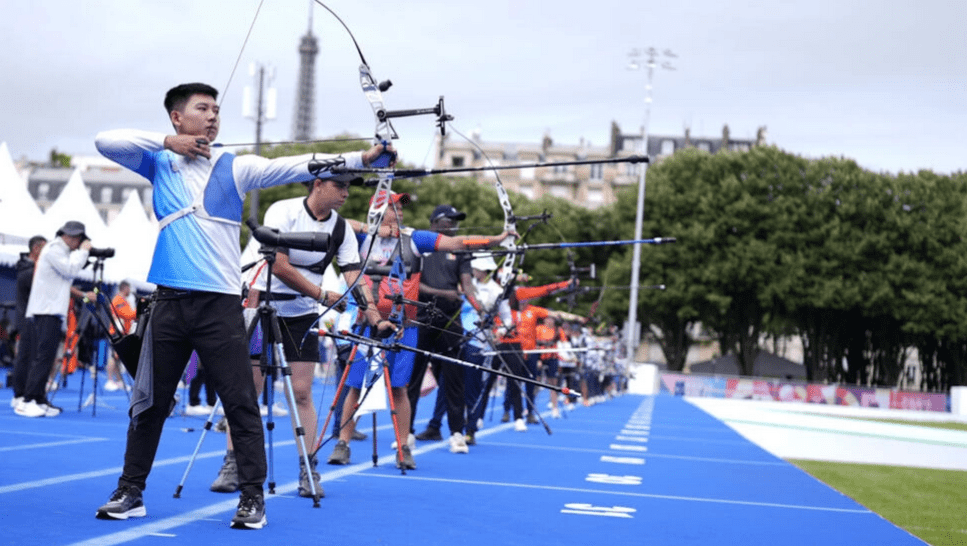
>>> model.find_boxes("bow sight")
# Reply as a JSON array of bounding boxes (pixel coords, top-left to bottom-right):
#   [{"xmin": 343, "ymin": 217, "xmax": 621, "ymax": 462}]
[{"xmin": 372, "ymin": 83, "xmax": 453, "ymax": 138}]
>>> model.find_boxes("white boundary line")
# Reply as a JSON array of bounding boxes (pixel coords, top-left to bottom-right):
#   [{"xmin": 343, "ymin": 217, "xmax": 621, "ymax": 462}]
[
  {"xmin": 360, "ymin": 474, "xmax": 873, "ymax": 514},
  {"xmin": 59, "ymin": 422, "xmax": 517, "ymax": 546}
]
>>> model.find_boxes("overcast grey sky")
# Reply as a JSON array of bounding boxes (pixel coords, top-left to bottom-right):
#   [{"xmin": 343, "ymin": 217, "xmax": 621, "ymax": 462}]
[{"xmin": 1, "ymin": 0, "xmax": 963, "ymax": 175}]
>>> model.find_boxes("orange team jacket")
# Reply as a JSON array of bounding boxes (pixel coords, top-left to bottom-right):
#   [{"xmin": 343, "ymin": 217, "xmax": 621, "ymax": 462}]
[
  {"xmin": 499, "ymin": 305, "xmax": 550, "ymax": 351},
  {"xmin": 535, "ymin": 323, "xmax": 558, "ymax": 360},
  {"xmin": 111, "ymin": 293, "xmax": 137, "ymax": 334},
  {"xmin": 496, "ymin": 281, "xmax": 569, "ymax": 348}
]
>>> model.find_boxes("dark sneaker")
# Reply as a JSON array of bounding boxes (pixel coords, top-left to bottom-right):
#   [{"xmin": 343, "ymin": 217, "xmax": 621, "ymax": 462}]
[
  {"xmin": 210, "ymin": 452, "xmax": 239, "ymax": 493},
  {"xmin": 230, "ymin": 492, "xmax": 266, "ymax": 530},
  {"xmin": 395, "ymin": 445, "xmax": 416, "ymax": 470},
  {"xmin": 500, "ymin": 411, "xmax": 510, "ymax": 423},
  {"xmin": 327, "ymin": 440, "xmax": 351, "ymax": 465},
  {"xmin": 465, "ymin": 431, "xmax": 476, "ymax": 446},
  {"xmin": 96, "ymin": 485, "xmax": 147, "ymax": 520},
  {"xmin": 214, "ymin": 417, "xmax": 228, "ymax": 433},
  {"xmin": 352, "ymin": 429, "xmax": 367, "ymax": 441},
  {"xmin": 297, "ymin": 456, "xmax": 324, "ymax": 498},
  {"xmin": 415, "ymin": 427, "xmax": 442, "ymax": 441},
  {"xmin": 526, "ymin": 414, "xmax": 539, "ymax": 425}
]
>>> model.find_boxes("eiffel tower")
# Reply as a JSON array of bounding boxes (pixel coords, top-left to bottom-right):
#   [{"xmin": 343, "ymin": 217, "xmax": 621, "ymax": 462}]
[{"xmin": 292, "ymin": 2, "xmax": 318, "ymax": 141}]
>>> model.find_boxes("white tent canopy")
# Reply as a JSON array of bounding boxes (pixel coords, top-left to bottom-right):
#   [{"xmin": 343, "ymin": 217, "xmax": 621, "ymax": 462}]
[
  {"xmin": 0, "ymin": 141, "xmax": 45, "ymax": 243},
  {"xmin": 103, "ymin": 190, "xmax": 157, "ymax": 284},
  {"xmin": 42, "ymin": 169, "xmax": 109, "ymax": 243}
]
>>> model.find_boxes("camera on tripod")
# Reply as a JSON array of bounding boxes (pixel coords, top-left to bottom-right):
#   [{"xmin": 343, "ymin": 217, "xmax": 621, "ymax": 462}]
[{"xmin": 88, "ymin": 247, "xmax": 116, "ymax": 259}]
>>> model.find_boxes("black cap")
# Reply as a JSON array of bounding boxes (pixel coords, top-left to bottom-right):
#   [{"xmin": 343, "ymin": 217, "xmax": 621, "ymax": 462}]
[
  {"xmin": 56, "ymin": 220, "xmax": 87, "ymax": 239},
  {"xmin": 304, "ymin": 173, "xmax": 364, "ymax": 189},
  {"xmin": 430, "ymin": 204, "xmax": 467, "ymax": 223},
  {"xmin": 331, "ymin": 173, "xmax": 364, "ymax": 187}
]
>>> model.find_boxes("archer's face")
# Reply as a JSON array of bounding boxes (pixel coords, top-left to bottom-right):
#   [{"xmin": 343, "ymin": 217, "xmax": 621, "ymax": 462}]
[
  {"xmin": 172, "ymin": 93, "xmax": 220, "ymax": 141},
  {"xmin": 381, "ymin": 205, "xmax": 402, "ymax": 229},
  {"xmin": 430, "ymin": 218, "xmax": 459, "ymax": 236},
  {"xmin": 315, "ymin": 178, "xmax": 350, "ymax": 211}
]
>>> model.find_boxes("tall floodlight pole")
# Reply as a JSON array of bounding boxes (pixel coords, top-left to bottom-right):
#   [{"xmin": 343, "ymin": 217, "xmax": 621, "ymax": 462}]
[
  {"xmin": 242, "ymin": 63, "xmax": 276, "ymax": 222},
  {"xmin": 625, "ymin": 47, "xmax": 676, "ymax": 363}
]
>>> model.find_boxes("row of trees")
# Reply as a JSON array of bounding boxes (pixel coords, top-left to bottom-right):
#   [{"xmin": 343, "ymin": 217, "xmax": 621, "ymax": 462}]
[{"xmin": 246, "ymin": 140, "xmax": 966, "ymax": 392}]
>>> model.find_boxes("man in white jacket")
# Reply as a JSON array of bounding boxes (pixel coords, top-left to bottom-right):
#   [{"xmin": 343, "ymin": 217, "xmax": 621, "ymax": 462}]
[{"xmin": 14, "ymin": 220, "xmax": 93, "ymax": 418}]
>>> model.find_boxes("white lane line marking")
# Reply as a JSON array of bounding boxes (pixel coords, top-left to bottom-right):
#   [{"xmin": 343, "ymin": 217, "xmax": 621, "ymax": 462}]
[
  {"xmin": 0, "ymin": 437, "xmax": 108, "ymax": 452},
  {"xmin": 615, "ymin": 436, "xmax": 649, "ymax": 442},
  {"xmin": 481, "ymin": 441, "xmax": 786, "ymax": 465},
  {"xmin": 361, "ymin": 474, "xmax": 874, "ymax": 514},
  {"xmin": 721, "ymin": 418, "xmax": 967, "ymax": 449},
  {"xmin": 61, "ymin": 424, "xmax": 517, "ymax": 545},
  {"xmin": 610, "ymin": 444, "xmax": 648, "ymax": 452}
]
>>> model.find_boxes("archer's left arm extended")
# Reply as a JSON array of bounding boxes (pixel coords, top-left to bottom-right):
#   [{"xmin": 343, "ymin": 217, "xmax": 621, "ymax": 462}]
[{"xmin": 435, "ymin": 231, "xmax": 517, "ymax": 253}]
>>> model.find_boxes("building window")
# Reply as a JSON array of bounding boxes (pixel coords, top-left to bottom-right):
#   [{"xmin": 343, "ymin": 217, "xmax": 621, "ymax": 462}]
[
  {"xmin": 484, "ymin": 159, "xmax": 500, "ymax": 178},
  {"xmin": 589, "ymin": 163, "xmax": 603, "ymax": 181},
  {"xmin": 37, "ymin": 183, "xmax": 50, "ymax": 200},
  {"xmin": 451, "ymin": 155, "xmax": 465, "ymax": 167},
  {"xmin": 660, "ymin": 140, "xmax": 675, "ymax": 155},
  {"xmin": 625, "ymin": 163, "xmax": 639, "ymax": 176},
  {"xmin": 100, "ymin": 187, "xmax": 113, "ymax": 204},
  {"xmin": 587, "ymin": 188, "xmax": 604, "ymax": 204},
  {"xmin": 520, "ymin": 166, "xmax": 535, "ymax": 180},
  {"xmin": 549, "ymin": 185, "xmax": 571, "ymax": 199},
  {"xmin": 697, "ymin": 142, "xmax": 711, "ymax": 152}
]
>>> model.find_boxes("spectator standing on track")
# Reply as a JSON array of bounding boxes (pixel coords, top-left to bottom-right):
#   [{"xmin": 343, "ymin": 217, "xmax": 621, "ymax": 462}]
[
  {"xmin": 13, "ymin": 222, "xmax": 94, "ymax": 418},
  {"xmin": 9, "ymin": 235, "xmax": 45, "ymax": 408}
]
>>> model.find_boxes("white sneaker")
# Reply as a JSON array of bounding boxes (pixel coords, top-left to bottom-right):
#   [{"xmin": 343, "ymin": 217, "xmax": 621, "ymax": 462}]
[
  {"xmin": 514, "ymin": 418, "xmax": 527, "ymax": 432},
  {"xmin": 104, "ymin": 380, "xmax": 122, "ymax": 392},
  {"xmin": 390, "ymin": 433, "xmax": 416, "ymax": 450},
  {"xmin": 551, "ymin": 408, "xmax": 561, "ymax": 419},
  {"xmin": 259, "ymin": 402, "xmax": 288, "ymax": 416},
  {"xmin": 10, "ymin": 396, "xmax": 23, "ymax": 409},
  {"xmin": 184, "ymin": 404, "xmax": 212, "ymax": 417},
  {"xmin": 449, "ymin": 432, "xmax": 469, "ymax": 454},
  {"xmin": 15, "ymin": 399, "xmax": 47, "ymax": 418},
  {"xmin": 45, "ymin": 380, "xmax": 59, "ymax": 393}
]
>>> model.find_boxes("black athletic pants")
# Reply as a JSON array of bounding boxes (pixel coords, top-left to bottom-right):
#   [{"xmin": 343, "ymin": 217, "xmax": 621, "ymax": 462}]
[{"xmin": 117, "ymin": 290, "xmax": 266, "ymax": 497}]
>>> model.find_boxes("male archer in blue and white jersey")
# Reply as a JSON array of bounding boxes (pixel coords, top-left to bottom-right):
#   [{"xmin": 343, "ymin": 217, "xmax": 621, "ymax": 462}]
[{"xmin": 93, "ymin": 82, "xmax": 391, "ymax": 530}]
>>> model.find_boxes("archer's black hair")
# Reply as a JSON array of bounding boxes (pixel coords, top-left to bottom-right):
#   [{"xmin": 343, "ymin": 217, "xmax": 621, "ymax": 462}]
[
  {"xmin": 164, "ymin": 83, "xmax": 219, "ymax": 114},
  {"xmin": 27, "ymin": 235, "xmax": 47, "ymax": 253}
]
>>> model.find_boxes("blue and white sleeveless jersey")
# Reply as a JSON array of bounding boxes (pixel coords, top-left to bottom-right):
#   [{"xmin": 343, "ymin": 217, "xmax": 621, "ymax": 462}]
[{"xmin": 95, "ymin": 129, "xmax": 363, "ymax": 295}]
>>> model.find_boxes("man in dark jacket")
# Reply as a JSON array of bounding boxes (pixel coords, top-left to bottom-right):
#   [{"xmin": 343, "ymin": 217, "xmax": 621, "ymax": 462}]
[{"xmin": 12, "ymin": 236, "xmax": 47, "ymax": 339}]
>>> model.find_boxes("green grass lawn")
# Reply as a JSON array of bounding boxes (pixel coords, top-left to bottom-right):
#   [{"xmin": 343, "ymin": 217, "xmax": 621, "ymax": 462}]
[{"xmin": 790, "ymin": 460, "xmax": 967, "ymax": 546}]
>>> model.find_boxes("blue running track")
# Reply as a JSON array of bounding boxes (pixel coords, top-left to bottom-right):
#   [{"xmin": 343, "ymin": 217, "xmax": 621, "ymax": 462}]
[{"xmin": 0, "ymin": 379, "xmax": 926, "ymax": 545}]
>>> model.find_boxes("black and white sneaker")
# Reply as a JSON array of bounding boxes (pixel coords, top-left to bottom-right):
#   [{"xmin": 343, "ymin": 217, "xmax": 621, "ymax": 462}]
[
  {"xmin": 230, "ymin": 492, "xmax": 266, "ymax": 530},
  {"xmin": 327, "ymin": 440, "xmax": 351, "ymax": 465},
  {"xmin": 95, "ymin": 485, "xmax": 147, "ymax": 520}
]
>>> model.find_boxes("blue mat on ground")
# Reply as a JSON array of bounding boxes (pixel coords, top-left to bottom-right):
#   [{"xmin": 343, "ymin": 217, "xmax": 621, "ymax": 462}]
[{"xmin": 0, "ymin": 375, "xmax": 926, "ymax": 545}]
